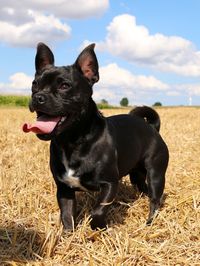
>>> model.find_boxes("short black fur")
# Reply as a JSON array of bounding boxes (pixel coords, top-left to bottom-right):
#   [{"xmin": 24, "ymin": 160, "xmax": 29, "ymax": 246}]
[{"xmin": 29, "ymin": 43, "xmax": 169, "ymax": 230}]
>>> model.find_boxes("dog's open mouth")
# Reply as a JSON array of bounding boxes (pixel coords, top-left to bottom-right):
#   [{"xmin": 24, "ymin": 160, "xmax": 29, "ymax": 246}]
[{"xmin": 22, "ymin": 113, "xmax": 67, "ymax": 135}]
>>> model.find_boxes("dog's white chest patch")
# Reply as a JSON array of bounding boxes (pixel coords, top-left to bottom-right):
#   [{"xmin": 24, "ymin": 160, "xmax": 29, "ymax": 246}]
[
  {"xmin": 63, "ymin": 168, "xmax": 81, "ymax": 188},
  {"xmin": 60, "ymin": 151, "xmax": 86, "ymax": 190}
]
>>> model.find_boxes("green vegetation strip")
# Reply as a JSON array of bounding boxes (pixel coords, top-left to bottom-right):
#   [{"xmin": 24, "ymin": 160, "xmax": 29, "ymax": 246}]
[
  {"xmin": 0, "ymin": 95, "xmax": 30, "ymax": 107},
  {"xmin": 0, "ymin": 95, "xmax": 122, "ymax": 109}
]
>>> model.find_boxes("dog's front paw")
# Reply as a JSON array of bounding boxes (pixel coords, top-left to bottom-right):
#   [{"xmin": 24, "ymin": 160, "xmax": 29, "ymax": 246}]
[{"xmin": 90, "ymin": 215, "xmax": 107, "ymax": 230}]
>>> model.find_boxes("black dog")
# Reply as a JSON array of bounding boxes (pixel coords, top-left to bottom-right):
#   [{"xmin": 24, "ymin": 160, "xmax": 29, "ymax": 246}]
[{"xmin": 23, "ymin": 43, "xmax": 169, "ymax": 230}]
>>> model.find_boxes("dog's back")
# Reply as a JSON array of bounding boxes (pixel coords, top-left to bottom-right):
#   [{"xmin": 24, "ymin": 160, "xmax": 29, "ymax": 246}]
[{"xmin": 106, "ymin": 107, "xmax": 167, "ymax": 178}]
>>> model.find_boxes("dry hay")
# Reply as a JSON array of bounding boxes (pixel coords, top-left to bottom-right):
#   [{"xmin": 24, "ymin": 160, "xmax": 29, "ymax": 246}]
[{"xmin": 0, "ymin": 106, "xmax": 199, "ymax": 266}]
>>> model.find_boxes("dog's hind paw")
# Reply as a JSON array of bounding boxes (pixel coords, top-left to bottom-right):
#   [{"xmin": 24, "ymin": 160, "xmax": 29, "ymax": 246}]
[{"xmin": 90, "ymin": 215, "xmax": 107, "ymax": 230}]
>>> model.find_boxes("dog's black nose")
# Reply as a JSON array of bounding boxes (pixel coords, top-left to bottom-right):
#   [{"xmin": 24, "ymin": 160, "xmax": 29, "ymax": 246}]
[{"xmin": 35, "ymin": 94, "xmax": 46, "ymax": 105}]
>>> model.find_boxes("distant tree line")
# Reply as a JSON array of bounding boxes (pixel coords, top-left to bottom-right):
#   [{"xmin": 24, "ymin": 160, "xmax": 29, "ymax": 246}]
[{"xmin": 98, "ymin": 98, "xmax": 162, "ymax": 107}]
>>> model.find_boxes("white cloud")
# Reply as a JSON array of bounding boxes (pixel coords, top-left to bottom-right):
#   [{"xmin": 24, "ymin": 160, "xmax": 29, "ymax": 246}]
[
  {"xmin": 96, "ymin": 14, "xmax": 200, "ymax": 77},
  {"xmin": 188, "ymin": 85, "xmax": 200, "ymax": 96},
  {"xmin": 163, "ymin": 83, "xmax": 200, "ymax": 100},
  {"xmin": 0, "ymin": 10, "xmax": 71, "ymax": 47},
  {"xmin": 0, "ymin": 0, "xmax": 109, "ymax": 20},
  {"xmin": 28, "ymin": 0, "xmax": 109, "ymax": 19},
  {"xmin": 99, "ymin": 63, "xmax": 168, "ymax": 90},
  {"xmin": 0, "ymin": 0, "xmax": 109, "ymax": 46},
  {"xmin": 0, "ymin": 72, "xmax": 33, "ymax": 94},
  {"xmin": 93, "ymin": 63, "xmax": 169, "ymax": 105},
  {"xmin": 166, "ymin": 91, "xmax": 180, "ymax": 96}
]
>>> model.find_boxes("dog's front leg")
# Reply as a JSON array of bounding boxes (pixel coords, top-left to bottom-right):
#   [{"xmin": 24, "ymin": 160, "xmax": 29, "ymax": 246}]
[
  {"xmin": 56, "ymin": 183, "xmax": 76, "ymax": 230},
  {"xmin": 91, "ymin": 181, "xmax": 118, "ymax": 230}
]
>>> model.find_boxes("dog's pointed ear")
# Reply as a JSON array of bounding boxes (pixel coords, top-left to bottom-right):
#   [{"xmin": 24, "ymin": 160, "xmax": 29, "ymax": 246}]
[
  {"xmin": 35, "ymin": 42, "xmax": 54, "ymax": 74},
  {"xmin": 75, "ymin": 43, "xmax": 99, "ymax": 85}
]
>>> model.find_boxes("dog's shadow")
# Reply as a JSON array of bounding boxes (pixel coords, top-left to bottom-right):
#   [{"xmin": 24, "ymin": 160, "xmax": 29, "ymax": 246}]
[
  {"xmin": 76, "ymin": 180, "xmax": 143, "ymax": 227},
  {"xmin": 76, "ymin": 180, "xmax": 168, "ymax": 227}
]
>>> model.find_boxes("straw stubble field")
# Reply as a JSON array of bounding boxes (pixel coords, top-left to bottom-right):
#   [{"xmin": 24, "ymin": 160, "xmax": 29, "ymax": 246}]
[{"xmin": 0, "ymin": 107, "xmax": 199, "ymax": 265}]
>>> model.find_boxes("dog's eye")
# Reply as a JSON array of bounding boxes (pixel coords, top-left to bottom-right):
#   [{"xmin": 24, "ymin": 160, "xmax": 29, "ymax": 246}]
[{"xmin": 60, "ymin": 82, "xmax": 70, "ymax": 90}]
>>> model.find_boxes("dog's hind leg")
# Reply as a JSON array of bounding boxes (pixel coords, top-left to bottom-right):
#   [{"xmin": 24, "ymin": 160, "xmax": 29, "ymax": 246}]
[
  {"xmin": 145, "ymin": 157, "xmax": 167, "ymax": 225},
  {"xmin": 129, "ymin": 167, "xmax": 148, "ymax": 195}
]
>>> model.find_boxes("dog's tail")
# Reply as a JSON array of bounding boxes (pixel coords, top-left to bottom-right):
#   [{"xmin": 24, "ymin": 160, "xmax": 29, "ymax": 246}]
[{"xmin": 129, "ymin": 106, "xmax": 160, "ymax": 132}]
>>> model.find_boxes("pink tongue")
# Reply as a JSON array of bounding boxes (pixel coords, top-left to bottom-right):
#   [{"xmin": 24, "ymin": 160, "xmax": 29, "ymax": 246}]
[{"xmin": 22, "ymin": 115, "xmax": 61, "ymax": 134}]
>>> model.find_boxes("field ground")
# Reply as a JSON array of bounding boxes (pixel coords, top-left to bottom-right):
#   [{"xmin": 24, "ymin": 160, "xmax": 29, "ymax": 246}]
[{"xmin": 0, "ymin": 107, "xmax": 199, "ymax": 265}]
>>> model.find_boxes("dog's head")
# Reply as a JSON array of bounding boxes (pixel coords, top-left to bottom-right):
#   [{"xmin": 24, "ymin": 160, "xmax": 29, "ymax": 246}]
[{"xmin": 23, "ymin": 43, "xmax": 99, "ymax": 140}]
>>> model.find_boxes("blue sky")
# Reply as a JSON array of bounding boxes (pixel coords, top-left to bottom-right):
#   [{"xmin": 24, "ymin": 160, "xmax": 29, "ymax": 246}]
[{"xmin": 1, "ymin": 0, "xmax": 200, "ymax": 106}]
